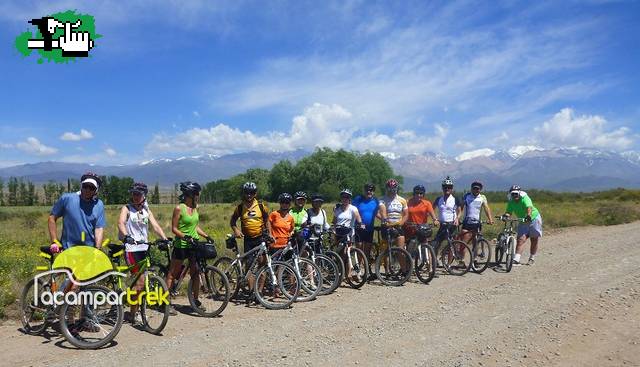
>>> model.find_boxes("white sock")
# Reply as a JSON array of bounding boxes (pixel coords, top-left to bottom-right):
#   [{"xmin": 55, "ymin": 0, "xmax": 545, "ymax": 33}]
[
  {"xmin": 514, "ymin": 254, "xmax": 521, "ymax": 262},
  {"xmin": 529, "ymin": 254, "xmax": 536, "ymax": 260}
]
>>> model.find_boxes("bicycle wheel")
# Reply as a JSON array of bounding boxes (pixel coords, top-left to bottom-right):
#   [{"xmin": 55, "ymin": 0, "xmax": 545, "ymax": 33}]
[
  {"xmin": 291, "ymin": 257, "xmax": 322, "ymax": 302},
  {"xmin": 188, "ymin": 266, "xmax": 230, "ymax": 317},
  {"xmin": 20, "ymin": 278, "xmax": 53, "ymax": 335},
  {"xmin": 140, "ymin": 274, "xmax": 170, "ymax": 334},
  {"xmin": 58, "ymin": 285, "xmax": 124, "ymax": 349},
  {"xmin": 368, "ymin": 243, "xmax": 380, "ymax": 278},
  {"xmin": 414, "ymin": 243, "xmax": 436, "ymax": 284},
  {"xmin": 313, "ymin": 254, "xmax": 340, "ymax": 295},
  {"xmin": 505, "ymin": 236, "xmax": 516, "ymax": 273},
  {"xmin": 471, "ymin": 239, "xmax": 491, "ymax": 274},
  {"xmin": 212, "ymin": 256, "xmax": 242, "ymax": 300},
  {"xmin": 326, "ymin": 250, "xmax": 344, "ymax": 282},
  {"xmin": 494, "ymin": 242, "xmax": 505, "ymax": 268},
  {"xmin": 254, "ymin": 261, "xmax": 299, "ymax": 310},
  {"xmin": 441, "ymin": 240, "xmax": 472, "ymax": 276},
  {"xmin": 375, "ymin": 247, "xmax": 413, "ymax": 286},
  {"xmin": 344, "ymin": 247, "xmax": 369, "ymax": 289}
]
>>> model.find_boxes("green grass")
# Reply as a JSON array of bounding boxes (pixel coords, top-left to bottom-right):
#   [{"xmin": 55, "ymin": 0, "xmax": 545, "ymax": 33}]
[{"xmin": 1, "ymin": 199, "xmax": 639, "ymax": 318}]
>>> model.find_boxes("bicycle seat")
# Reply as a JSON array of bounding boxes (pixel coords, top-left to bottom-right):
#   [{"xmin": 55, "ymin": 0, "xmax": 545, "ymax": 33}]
[
  {"xmin": 107, "ymin": 243, "xmax": 125, "ymax": 256},
  {"xmin": 40, "ymin": 245, "xmax": 54, "ymax": 255}
]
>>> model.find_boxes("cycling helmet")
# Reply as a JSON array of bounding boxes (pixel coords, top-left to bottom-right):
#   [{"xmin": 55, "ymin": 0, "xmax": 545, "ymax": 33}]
[
  {"xmin": 471, "ymin": 181, "xmax": 483, "ymax": 189},
  {"xmin": 340, "ymin": 188, "xmax": 353, "ymax": 197},
  {"xmin": 386, "ymin": 179, "xmax": 399, "ymax": 190},
  {"xmin": 441, "ymin": 176, "xmax": 454, "ymax": 188},
  {"xmin": 80, "ymin": 171, "xmax": 102, "ymax": 188},
  {"xmin": 278, "ymin": 192, "xmax": 292, "ymax": 203},
  {"xmin": 179, "ymin": 181, "xmax": 201, "ymax": 197},
  {"xmin": 509, "ymin": 184, "xmax": 521, "ymax": 193},
  {"xmin": 311, "ymin": 193, "xmax": 324, "ymax": 202},
  {"xmin": 413, "ymin": 184, "xmax": 426, "ymax": 194},
  {"xmin": 364, "ymin": 183, "xmax": 376, "ymax": 191},
  {"xmin": 129, "ymin": 182, "xmax": 148, "ymax": 195},
  {"xmin": 242, "ymin": 181, "xmax": 257, "ymax": 194},
  {"xmin": 294, "ymin": 191, "xmax": 307, "ymax": 200}
]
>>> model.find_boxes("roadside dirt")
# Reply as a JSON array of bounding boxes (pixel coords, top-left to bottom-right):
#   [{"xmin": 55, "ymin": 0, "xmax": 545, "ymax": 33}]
[{"xmin": 1, "ymin": 222, "xmax": 639, "ymax": 367}]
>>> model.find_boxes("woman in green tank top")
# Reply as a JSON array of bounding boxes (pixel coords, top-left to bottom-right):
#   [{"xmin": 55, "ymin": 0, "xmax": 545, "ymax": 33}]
[{"xmin": 166, "ymin": 182, "xmax": 213, "ymax": 313}]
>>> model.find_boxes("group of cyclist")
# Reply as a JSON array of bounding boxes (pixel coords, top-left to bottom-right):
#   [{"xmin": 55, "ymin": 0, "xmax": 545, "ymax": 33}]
[{"xmin": 46, "ymin": 171, "xmax": 543, "ymax": 322}]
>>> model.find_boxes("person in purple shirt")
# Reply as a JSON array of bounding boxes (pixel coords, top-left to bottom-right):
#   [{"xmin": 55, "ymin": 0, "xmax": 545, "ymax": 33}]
[
  {"xmin": 352, "ymin": 183, "xmax": 380, "ymax": 265},
  {"xmin": 48, "ymin": 172, "xmax": 107, "ymax": 252}
]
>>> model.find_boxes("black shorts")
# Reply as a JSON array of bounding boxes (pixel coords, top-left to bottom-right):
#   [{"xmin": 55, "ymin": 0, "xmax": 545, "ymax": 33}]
[
  {"xmin": 172, "ymin": 247, "xmax": 194, "ymax": 261},
  {"xmin": 461, "ymin": 222, "xmax": 481, "ymax": 232},
  {"xmin": 243, "ymin": 236, "xmax": 263, "ymax": 265},
  {"xmin": 356, "ymin": 228, "xmax": 374, "ymax": 243}
]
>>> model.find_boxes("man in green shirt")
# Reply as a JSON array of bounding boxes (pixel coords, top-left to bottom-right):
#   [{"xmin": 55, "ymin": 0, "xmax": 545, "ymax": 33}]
[{"xmin": 504, "ymin": 185, "xmax": 542, "ymax": 266}]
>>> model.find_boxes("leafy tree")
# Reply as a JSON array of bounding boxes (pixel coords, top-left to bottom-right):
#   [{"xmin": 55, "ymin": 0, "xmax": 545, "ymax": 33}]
[
  {"xmin": 7, "ymin": 177, "xmax": 18, "ymax": 206},
  {"xmin": 0, "ymin": 178, "xmax": 4, "ymax": 206},
  {"xmin": 150, "ymin": 183, "xmax": 160, "ymax": 204}
]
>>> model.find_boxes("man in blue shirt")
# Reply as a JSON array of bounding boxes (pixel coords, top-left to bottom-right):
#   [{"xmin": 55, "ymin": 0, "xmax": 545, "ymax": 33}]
[
  {"xmin": 352, "ymin": 183, "xmax": 380, "ymax": 266},
  {"xmin": 48, "ymin": 172, "xmax": 107, "ymax": 252}
]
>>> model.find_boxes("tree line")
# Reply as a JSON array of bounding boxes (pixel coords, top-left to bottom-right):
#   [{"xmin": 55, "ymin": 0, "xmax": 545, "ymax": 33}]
[
  {"xmin": 200, "ymin": 148, "xmax": 400, "ymax": 203},
  {"xmin": 0, "ymin": 176, "xmax": 161, "ymax": 206}
]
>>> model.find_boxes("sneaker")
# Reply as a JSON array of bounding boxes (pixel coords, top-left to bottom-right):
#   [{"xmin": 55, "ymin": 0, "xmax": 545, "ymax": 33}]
[
  {"xmin": 193, "ymin": 299, "xmax": 206, "ymax": 312},
  {"xmin": 130, "ymin": 313, "xmax": 142, "ymax": 325},
  {"xmin": 168, "ymin": 305, "xmax": 177, "ymax": 316},
  {"xmin": 527, "ymin": 258, "xmax": 535, "ymax": 266},
  {"xmin": 512, "ymin": 260, "xmax": 522, "ymax": 266},
  {"xmin": 367, "ymin": 273, "xmax": 377, "ymax": 281}
]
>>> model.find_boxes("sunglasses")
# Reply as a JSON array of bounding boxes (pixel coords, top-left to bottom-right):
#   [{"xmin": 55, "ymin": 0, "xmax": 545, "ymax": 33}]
[
  {"xmin": 280, "ymin": 201, "xmax": 291, "ymax": 204},
  {"xmin": 340, "ymin": 196, "xmax": 351, "ymax": 199},
  {"xmin": 472, "ymin": 187, "xmax": 481, "ymax": 190},
  {"xmin": 414, "ymin": 192, "xmax": 425, "ymax": 195},
  {"xmin": 442, "ymin": 186, "xmax": 453, "ymax": 190},
  {"xmin": 82, "ymin": 184, "xmax": 97, "ymax": 191}
]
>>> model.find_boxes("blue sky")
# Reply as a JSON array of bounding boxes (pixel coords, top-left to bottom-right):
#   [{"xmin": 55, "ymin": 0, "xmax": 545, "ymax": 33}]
[{"xmin": 1, "ymin": 0, "xmax": 639, "ymax": 167}]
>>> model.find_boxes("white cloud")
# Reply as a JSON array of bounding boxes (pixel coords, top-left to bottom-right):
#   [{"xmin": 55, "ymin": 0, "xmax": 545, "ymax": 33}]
[
  {"xmin": 105, "ymin": 147, "xmax": 117, "ymax": 156},
  {"xmin": 454, "ymin": 140, "xmax": 474, "ymax": 150},
  {"xmin": 16, "ymin": 137, "xmax": 57, "ymax": 156},
  {"xmin": 193, "ymin": 111, "xmax": 200, "ymax": 118},
  {"xmin": 0, "ymin": 143, "xmax": 14, "ymax": 149},
  {"xmin": 534, "ymin": 108, "xmax": 633, "ymax": 150},
  {"xmin": 60, "ymin": 129, "xmax": 94, "ymax": 141},
  {"xmin": 146, "ymin": 103, "xmax": 448, "ymax": 157},
  {"xmin": 455, "ymin": 148, "xmax": 496, "ymax": 161}
]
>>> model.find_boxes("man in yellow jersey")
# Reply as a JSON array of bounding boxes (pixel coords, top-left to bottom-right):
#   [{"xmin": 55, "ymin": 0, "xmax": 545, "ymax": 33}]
[{"xmin": 230, "ymin": 182, "xmax": 271, "ymax": 267}]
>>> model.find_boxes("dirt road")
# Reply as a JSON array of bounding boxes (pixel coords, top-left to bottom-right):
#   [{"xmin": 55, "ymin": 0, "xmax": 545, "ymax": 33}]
[{"xmin": 1, "ymin": 222, "xmax": 639, "ymax": 367}]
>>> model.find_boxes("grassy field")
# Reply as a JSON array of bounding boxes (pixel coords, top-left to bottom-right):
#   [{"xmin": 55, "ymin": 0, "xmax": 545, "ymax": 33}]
[{"xmin": 1, "ymin": 197, "xmax": 639, "ymax": 318}]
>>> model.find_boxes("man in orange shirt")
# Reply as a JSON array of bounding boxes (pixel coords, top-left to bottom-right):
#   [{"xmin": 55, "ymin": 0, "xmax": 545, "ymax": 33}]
[
  {"xmin": 404, "ymin": 184, "xmax": 438, "ymax": 237},
  {"xmin": 269, "ymin": 193, "xmax": 295, "ymax": 253}
]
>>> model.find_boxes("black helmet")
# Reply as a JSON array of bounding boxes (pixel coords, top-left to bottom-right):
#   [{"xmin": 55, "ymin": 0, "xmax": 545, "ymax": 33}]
[
  {"xmin": 509, "ymin": 184, "xmax": 521, "ymax": 193},
  {"xmin": 442, "ymin": 176, "xmax": 454, "ymax": 187},
  {"xmin": 294, "ymin": 191, "xmax": 307, "ymax": 200},
  {"xmin": 364, "ymin": 183, "xmax": 376, "ymax": 191},
  {"xmin": 413, "ymin": 184, "xmax": 426, "ymax": 194},
  {"xmin": 80, "ymin": 171, "xmax": 102, "ymax": 188},
  {"xmin": 129, "ymin": 182, "xmax": 148, "ymax": 195},
  {"xmin": 242, "ymin": 182, "xmax": 257, "ymax": 194},
  {"xmin": 471, "ymin": 181, "xmax": 483, "ymax": 189},
  {"xmin": 311, "ymin": 193, "xmax": 324, "ymax": 202},
  {"xmin": 179, "ymin": 181, "xmax": 201, "ymax": 197},
  {"xmin": 278, "ymin": 192, "xmax": 292, "ymax": 203},
  {"xmin": 340, "ymin": 188, "xmax": 353, "ymax": 197}
]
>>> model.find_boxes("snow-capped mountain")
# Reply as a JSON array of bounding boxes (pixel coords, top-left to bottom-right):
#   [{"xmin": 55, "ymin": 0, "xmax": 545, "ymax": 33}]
[{"xmin": 1, "ymin": 147, "xmax": 639, "ymax": 191}]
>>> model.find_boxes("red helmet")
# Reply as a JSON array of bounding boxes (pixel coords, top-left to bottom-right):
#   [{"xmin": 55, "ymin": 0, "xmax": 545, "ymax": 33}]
[{"xmin": 386, "ymin": 179, "xmax": 399, "ymax": 190}]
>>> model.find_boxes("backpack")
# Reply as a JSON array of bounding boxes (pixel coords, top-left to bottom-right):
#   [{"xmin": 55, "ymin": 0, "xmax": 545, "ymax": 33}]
[{"xmin": 235, "ymin": 200, "xmax": 268, "ymax": 223}]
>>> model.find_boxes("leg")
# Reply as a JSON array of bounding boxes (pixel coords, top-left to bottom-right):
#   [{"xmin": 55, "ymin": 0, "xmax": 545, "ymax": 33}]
[{"xmin": 189, "ymin": 259, "xmax": 200, "ymax": 299}]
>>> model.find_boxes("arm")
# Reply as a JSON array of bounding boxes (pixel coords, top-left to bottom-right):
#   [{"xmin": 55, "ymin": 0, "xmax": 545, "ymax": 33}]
[
  {"xmin": 117, "ymin": 205, "xmax": 129, "ymax": 239},
  {"xmin": 196, "ymin": 226, "xmax": 211, "ymax": 240},
  {"xmin": 171, "ymin": 205, "xmax": 185, "ymax": 238},
  {"xmin": 354, "ymin": 208, "xmax": 364, "ymax": 228},
  {"xmin": 148, "ymin": 210, "xmax": 168, "ymax": 239},
  {"xmin": 378, "ymin": 203, "xmax": 387, "ymax": 224},
  {"xmin": 94, "ymin": 227, "xmax": 104, "ymax": 249},
  {"xmin": 400, "ymin": 207, "xmax": 408, "ymax": 226},
  {"xmin": 483, "ymin": 201, "xmax": 494, "ymax": 224},
  {"xmin": 230, "ymin": 206, "xmax": 243, "ymax": 238},
  {"xmin": 48, "ymin": 215, "xmax": 59, "ymax": 244}
]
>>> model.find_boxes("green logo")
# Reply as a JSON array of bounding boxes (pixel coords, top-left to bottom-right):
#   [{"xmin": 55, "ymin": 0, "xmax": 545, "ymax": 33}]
[{"xmin": 15, "ymin": 10, "xmax": 101, "ymax": 64}]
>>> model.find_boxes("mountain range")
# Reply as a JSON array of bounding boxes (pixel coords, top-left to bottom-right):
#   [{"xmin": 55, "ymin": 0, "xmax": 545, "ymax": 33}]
[{"xmin": 1, "ymin": 146, "xmax": 639, "ymax": 191}]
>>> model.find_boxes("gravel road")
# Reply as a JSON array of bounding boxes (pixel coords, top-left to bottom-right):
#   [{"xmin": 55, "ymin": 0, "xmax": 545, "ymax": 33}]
[{"xmin": 1, "ymin": 222, "xmax": 639, "ymax": 367}]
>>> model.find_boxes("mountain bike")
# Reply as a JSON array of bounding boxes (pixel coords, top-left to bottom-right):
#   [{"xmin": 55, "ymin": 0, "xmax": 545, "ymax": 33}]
[
  {"xmin": 299, "ymin": 224, "xmax": 341, "ymax": 295},
  {"xmin": 493, "ymin": 215, "xmax": 524, "ymax": 273},
  {"xmin": 374, "ymin": 224, "xmax": 413, "ymax": 286},
  {"xmin": 433, "ymin": 223, "xmax": 472, "ymax": 276},
  {"xmin": 104, "ymin": 239, "xmax": 170, "ymax": 334},
  {"xmin": 20, "ymin": 245, "xmax": 66, "ymax": 335},
  {"xmin": 404, "ymin": 222, "xmax": 437, "ymax": 284},
  {"xmin": 154, "ymin": 239, "xmax": 230, "ymax": 317},
  {"xmin": 213, "ymin": 235, "xmax": 301, "ymax": 310},
  {"xmin": 329, "ymin": 225, "xmax": 369, "ymax": 289},
  {"xmin": 462, "ymin": 221, "xmax": 493, "ymax": 274},
  {"xmin": 271, "ymin": 236, "xmax": 323, "ymax": 302}
]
